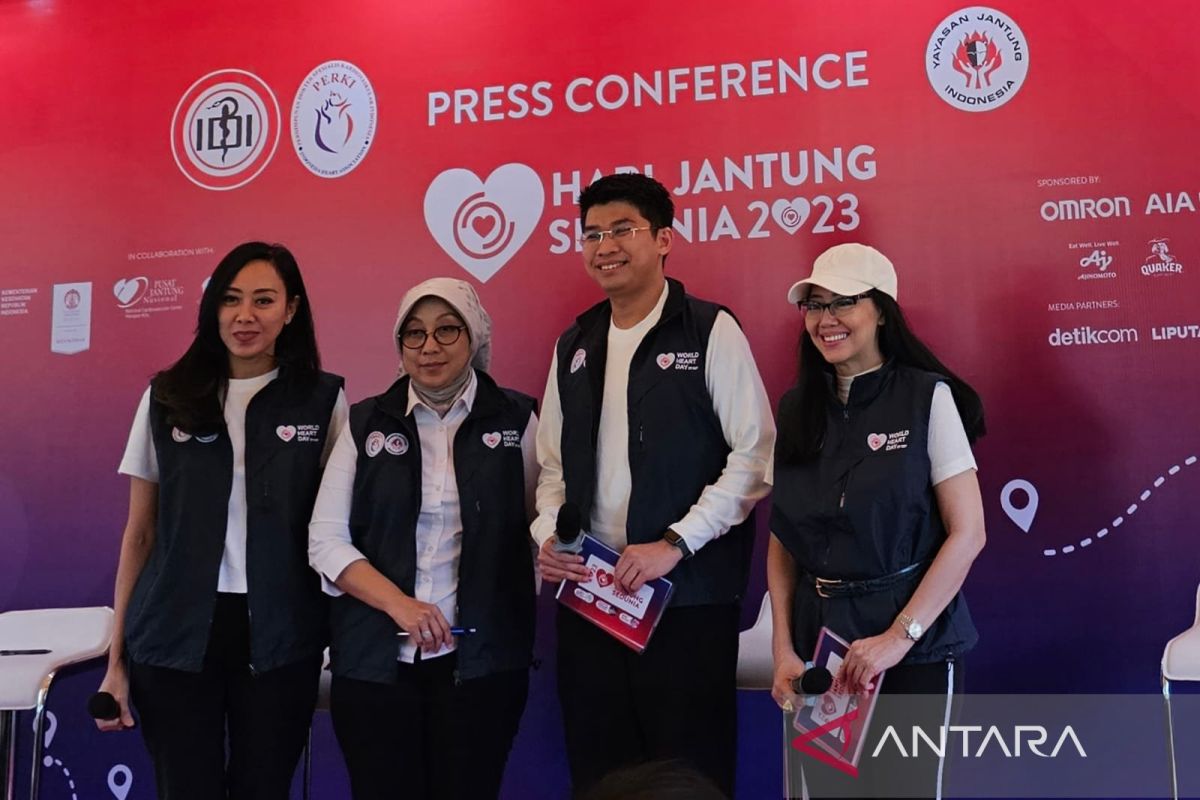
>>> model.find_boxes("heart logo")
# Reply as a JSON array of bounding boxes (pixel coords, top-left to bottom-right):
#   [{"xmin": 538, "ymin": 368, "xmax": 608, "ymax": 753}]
[
  {"xmin": 482, "ymin": 432, "xmax": 501, "ymax": 449},
  {"xmin": 771, "ymin": 198, "xmax": 811, "ymax": 235},
  {"xmin": 276, "ymin": 425, "xmax": 297, "ymax": 442},
  {"xmin": 656, "ymin": 353, "xmax": 675, "ymax": 370},
  {"xmin": 113, "ymin": 277, "xmax": 149, "ymax": 308},
  {"xmin": 867, "ymin": 433, "xmax": 886, "ymax": 451},
  {"xmin": 424, "ymin": 163, "xmax": 545, "ymax": 283},
  {"xmin": 595, "ymin": 570, "xmax": 614, "ymax": 588}
]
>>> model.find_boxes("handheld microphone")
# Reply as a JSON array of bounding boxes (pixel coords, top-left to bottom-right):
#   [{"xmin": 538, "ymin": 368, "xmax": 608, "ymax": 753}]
[
  {"xmin": 552, "ymin": 502, "xmax": 583, "ymax": 555},
  {"xmin": 87, "ymin": 691, "xmax": 121, "ymax": 721},
  {"xmin": 790, "ymin": 665, "xmax": 834, "ymax": 707}
]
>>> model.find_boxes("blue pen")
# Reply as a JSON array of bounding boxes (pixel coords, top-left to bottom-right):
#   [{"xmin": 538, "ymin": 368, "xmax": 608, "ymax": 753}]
[{"xmin": 396, "ymin": 627, "xmax": 477, "ymax": 637}]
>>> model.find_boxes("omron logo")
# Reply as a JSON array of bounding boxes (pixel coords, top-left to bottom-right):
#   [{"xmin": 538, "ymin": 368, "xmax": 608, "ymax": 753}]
[{"xmin": 1040, "ymin": 197, "xmax": 1131, "ymax": 222}]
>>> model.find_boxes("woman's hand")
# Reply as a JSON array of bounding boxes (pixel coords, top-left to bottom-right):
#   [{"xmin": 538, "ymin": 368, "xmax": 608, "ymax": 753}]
[
  {"xmin": 771, "ymin": 649, "xmax": 809, "ymax": 712},
  {"xmin": 838, "ymin": 629, "xmax": 913, "ymax": 694},
  {"xmin": 536, "ymin": 537, "xmax": 590, "ymax": 584},
  {"xmin": 94, "ymin": 662, "xmax": 136, "ymax": 732},
  {"xmin": 391, "ymin": 596, "xmax": 454, "ymax": 653}
]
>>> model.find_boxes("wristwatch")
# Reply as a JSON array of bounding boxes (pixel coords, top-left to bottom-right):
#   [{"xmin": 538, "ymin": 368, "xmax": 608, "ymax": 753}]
[
  {"xmin": 663, "ymin": 529, "xmax": 693, "ymax": 560},
  {"xmin": 896, "ymin": 612, "xmax": 924, "ymax": 642}
]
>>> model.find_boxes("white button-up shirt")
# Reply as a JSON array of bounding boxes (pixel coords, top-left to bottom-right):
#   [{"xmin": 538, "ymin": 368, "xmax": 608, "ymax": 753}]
[{"xmin": 309, "ymin": 371, "xmax": 538, "ymax": 663}]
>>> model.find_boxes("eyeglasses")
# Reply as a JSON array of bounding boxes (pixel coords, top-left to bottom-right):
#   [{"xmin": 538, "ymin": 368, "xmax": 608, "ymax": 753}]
[
  {"xmin": 578, "ymin": 225, "xmax": 653, "ymax": 248},
  {"xmin": 399, "ymin": 325, "xmax": 466, "ymax": 349},
  {"xmin": 798, "ymin": 292, "xmax": 873, "ymax": 317}
]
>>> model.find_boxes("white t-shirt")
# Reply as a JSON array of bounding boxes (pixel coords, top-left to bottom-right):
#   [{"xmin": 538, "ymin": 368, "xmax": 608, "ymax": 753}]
[
  {"xmin": 118, "ymin": 370, "xmax": 349, "ymax": 593},
  {"xmin": 837, "ymin": 368, "xmax": 976, "ymax": 485},
  {"xmin": 532, "ymin": 282, "xmax": 776, "ymax": 554}
]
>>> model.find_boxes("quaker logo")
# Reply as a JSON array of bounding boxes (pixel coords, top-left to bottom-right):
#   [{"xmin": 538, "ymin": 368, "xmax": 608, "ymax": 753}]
[
  {"xmin": 927, "ymin": 7, "xmax": 1028, "ymax": 112},
  {"xmin": 423, "ymin": 163, "xmax": 544, "ymax": 282},
  {"xmin": 867, "ymin": 430, "xmax": 910, "ymax": 452},
  {"xmin": 570, "ymin": 348, "xmax": 587, "ymax": 374},
  {"xmin": 384, "ymin": 433, "xmax": 409, "ymax": 455},
  {"xmin": 291, "ymin": 61, "xmax": 377, "ymax": 179},
  {"xmin": 171, "ymin": 69, "xmax": 281, "ymax": 191},
  {"xmin": 1142, "ymin": 238, "xmax": 1184, "ymax": 276}
]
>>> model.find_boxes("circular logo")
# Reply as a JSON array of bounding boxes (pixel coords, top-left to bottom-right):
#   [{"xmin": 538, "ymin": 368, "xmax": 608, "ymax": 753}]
[
  {"xmin": 365, "ymin": 431, "xmax": 386, "ymax": 458},
  {"xmin": 453, "ymin": 193, "xmax": 517, "ymax": 259},
  {"xmin": 927, "ymin": 7, "xmax": 1028, "ymax": 112},
  {"xmin": 171, "ymin": 69, "xmax": 281, "ymax": 190},
  {"xmin": 195, "ymin": 433, "xmax": 219, "ymax": 443},
  {"xmin": 291, "ymin": 61, "xmax": 377, "ymax": 179},
  {"xmin": 171, "ymin": 427, "xmax": 193, "ymax": 443},
  {"xmin": 63, "ymin": 289, "xmax": 81, "ymax": 310},
  {"xmin": 385, "ymin": 433, "xmax": 409, "ymax": 456}
]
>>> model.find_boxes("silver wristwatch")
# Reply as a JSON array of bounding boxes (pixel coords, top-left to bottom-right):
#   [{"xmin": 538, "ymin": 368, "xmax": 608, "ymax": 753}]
[{"xmin": 896, "ymin": 612, "xmax": 924, "ymax": 642}]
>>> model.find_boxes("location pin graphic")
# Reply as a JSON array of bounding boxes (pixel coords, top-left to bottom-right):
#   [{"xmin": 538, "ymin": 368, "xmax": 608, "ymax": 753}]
[
  {"xmin": 1000, "ymin": 479, "xmax": 1039, "ymax": 533},
  {"xmin": 31, "ymin": 711, "xmax": 57, "ymax": 766},
  {"xmin": 108, "ymin": 764, "xmax": 133, "ymax": 800}
]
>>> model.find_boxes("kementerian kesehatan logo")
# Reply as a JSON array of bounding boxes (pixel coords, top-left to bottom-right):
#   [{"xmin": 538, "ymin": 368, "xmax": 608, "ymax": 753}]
[
  {"xmin": 171, "ymin": 69, "xmax": 281, "ymax": 191},
  {"xmin": 927, "ymin": 7, "xmax": 1028, "ymax": 112},
  {"xmin": 291, "ymin": 61, "xmax": 377, "ymax": 178}
]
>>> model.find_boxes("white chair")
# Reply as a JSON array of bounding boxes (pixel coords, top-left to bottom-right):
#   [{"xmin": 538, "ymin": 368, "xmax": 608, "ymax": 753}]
[
  {"xmin": 1162, "ymin": 583, "xmax": 1200, "ymax": 800},
  {"xmin": 737, "ymin": 591, "xmax": 774, "ymax": 690},
  {"xmin": 0, "ymin": 607, "xmax": 114, "ymax": 800}
]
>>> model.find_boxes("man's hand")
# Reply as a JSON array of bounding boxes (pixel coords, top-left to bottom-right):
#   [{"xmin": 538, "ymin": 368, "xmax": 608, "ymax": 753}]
[
  {"xmin": 537, "ymin": 537, "xmax": 591, "ymax": 584},
  {"xmin": 614, "ymin": 539, "xmax": 683, "ymax": 593}
]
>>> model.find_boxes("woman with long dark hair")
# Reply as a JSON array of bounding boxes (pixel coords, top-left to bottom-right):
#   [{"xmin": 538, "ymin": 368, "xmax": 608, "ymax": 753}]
[
  {"xmin": 769, "ymin": 243, "xmax": 986, "ymax": 798},
  {"xmin": 96, "ymin": 242, "xmax": 347, "ymax": 799},
  {"xmin": 308, "ymin": 278, "xmax": 538, "ymax": 800}
]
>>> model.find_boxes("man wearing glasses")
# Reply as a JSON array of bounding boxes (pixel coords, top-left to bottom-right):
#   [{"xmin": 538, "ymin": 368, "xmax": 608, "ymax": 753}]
[{"xmin": 532, "ymin": 173, "xmax": 775, "ymax": 795}]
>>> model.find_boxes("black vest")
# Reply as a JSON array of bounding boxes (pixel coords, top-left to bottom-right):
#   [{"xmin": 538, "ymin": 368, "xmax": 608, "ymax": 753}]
[
  {"xmin": 556, "ymin": 278, "xmax": 754, "ymax": 607},
  {"xmin": 125, "ymin": 369, "xmax": 344, "ymax": 673},
  {"xmin": 330, "ymin": 371, "xmax": 537, "ymax": 684},
  {"xmin": 771, "ymin": 362, "xmax": 978, "ymax": 664}
]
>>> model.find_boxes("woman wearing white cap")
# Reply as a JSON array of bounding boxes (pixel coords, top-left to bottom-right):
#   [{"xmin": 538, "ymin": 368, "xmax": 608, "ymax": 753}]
[
  {"xmin": 768, "ymin": 243, "xmax": 986, "ymax": 798},
  {"xmin": 308, "ymin": 278, "xmax": 538, "ymax": 800}
]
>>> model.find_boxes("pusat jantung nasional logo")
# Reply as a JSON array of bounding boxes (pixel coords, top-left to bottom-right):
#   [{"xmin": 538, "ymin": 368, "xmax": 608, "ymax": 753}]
[
  {"xmin": 927, "ymin": 7, "xmax": 1028, "ymax": 112},
  {"xmin": 171, "ymin": 69, "xmax": 281, "ymax": 191},
  {"xmin": 291, "ymin": 61, "xmax": 377, "ymax": 179}
]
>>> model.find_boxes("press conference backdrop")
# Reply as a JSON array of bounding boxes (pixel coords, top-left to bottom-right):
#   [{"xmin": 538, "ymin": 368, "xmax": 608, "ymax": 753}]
[{"xmin": 1, "ymin": 1, "xmax": 1198, "ymax": 797}]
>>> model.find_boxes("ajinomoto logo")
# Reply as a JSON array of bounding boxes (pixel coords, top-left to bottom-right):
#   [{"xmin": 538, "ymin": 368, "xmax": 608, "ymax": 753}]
[
  {"xmin": 927, "ymin": 7, "xmax": 1028, "ymax": 112},
  {"xmin": 171, "ymin": 69, "xmax": 281, "ymax": 190}
]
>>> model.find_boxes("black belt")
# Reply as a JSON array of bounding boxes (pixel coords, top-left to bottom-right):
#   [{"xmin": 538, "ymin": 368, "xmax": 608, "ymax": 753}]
[{"xmin": 806, "ymin": 560, "xmax": 928, "ymax": 599}]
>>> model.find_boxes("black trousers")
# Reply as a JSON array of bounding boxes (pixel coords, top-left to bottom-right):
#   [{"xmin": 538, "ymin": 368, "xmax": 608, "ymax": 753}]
[
  {"xmin": 556, "ymin": 602, "xmax": 740, "ymax": 797},
  {"xmin": 129, "ymin": 593, "xmax": 321, "ymax": 800},
  {"xmin": 790, "ymin": 659, "xmax": 964, "ymax": 800},
  {"xmin": 330, "ymin": 652, "xmax": 529, "ymax": 800}
]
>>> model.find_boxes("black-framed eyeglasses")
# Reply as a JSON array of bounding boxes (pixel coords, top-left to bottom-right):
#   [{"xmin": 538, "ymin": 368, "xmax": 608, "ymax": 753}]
[
  {"xmin": 578, "ymin": 225, "xmax": 653, "ymax": 248},
  {"xmin": 399, "ymin": 325, "xmax": 466, "ymax": 349},
  {"xmin": 798, "ymin": 292, "xmax": 873, "ymax": 317}
]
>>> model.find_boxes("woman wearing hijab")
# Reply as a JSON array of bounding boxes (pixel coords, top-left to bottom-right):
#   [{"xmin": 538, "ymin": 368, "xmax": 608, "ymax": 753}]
[
  {"xmin": 308, "ymin": 278, "xmax": 538, "ymax": 800},
  {"xmin": 97, "ymin": 242, "xmax": 347, "ymax": 799},
  {"xmin": 769, "ymin": 243, "xmax": 986, "ymax": 798}
]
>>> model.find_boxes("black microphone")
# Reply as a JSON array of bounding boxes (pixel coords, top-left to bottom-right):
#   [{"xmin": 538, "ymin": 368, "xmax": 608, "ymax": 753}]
[
  {"xmin": 87, "ymin": 691, "xmax": 121, "ymax": 721},
  {"xmin": 791, "ymin": 665, "xmax": 834, "ymax": 703},
  {"xmin": 552, "ymin": 502, "xmax": 583, "ymax": 555}
]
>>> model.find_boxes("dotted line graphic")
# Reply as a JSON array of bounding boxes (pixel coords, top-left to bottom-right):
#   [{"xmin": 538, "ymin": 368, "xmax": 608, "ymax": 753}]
[
  {"xmin": 43, "ymin": 755, "xmax": 78, "ymax": 799},
  {"xmin": 1042, "ymin": 455, "xmax": 1196, "ymax": 557}
]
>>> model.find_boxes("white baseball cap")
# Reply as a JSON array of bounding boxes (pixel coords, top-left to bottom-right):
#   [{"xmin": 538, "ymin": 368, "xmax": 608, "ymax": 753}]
[{"xmin": 786, "ymin": 243, "xmax": 898, "ymax": 303}]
